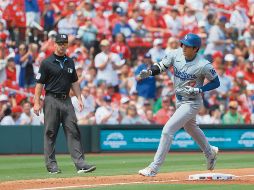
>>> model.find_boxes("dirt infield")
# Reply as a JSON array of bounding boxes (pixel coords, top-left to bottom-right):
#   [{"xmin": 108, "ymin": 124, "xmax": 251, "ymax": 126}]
[{"xmin": 1, "ymin": 168, "xmax": 254, "ymax": 190}]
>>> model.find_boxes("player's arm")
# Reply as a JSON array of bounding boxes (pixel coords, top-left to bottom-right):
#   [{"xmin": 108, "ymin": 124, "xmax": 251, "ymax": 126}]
[
  {"xmin": 184, "ymin": 64, "xmax": 220, "ymax": 95},
  {"xmin": 137, "ymin": 51, "xmax": 175, "ymax": 80},
  {"xmin": 200, "ymin": 76, "xmax": 220, "ymax": 92}
]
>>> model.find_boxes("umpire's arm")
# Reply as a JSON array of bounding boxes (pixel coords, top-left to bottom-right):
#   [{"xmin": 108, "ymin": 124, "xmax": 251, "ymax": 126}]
[{"xmin": 34, "ymin": 83, "xmax": 43, "ymax": 116}]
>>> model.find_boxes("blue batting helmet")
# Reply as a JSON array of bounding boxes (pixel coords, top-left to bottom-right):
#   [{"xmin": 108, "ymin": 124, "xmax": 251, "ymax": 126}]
[{"xmin": 180, "ymin": 33, "xmax": 201, "ymax": 48}]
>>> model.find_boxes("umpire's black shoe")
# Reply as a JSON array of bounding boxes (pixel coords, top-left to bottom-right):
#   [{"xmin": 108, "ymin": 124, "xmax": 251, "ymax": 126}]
[
  {"xmin": 77, "ymin": 165, "xmax": 96, "ymax": 174},
  {"xmin": 48, "ymin": 168, "xmax": 61, "ymax": 174}
]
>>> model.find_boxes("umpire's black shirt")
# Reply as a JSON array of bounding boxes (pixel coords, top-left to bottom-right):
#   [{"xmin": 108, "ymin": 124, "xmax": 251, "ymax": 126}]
[{"xmin": 36, "ymin": 53, "xmax": 78, "ymax": 94}]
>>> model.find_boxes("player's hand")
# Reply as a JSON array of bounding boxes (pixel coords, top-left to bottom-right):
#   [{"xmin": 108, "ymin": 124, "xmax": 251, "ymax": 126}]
[
  {"xmin": 184, "ymin": 86, "xmax": 202, "ymax": 95},
  {"xmin": 137, "ymin": 69, "xmax": 152, "ymax": 80}
]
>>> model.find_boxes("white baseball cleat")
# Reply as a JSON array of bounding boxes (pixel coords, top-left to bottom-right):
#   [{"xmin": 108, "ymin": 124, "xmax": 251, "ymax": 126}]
[
  {"xmin": 138, "ymin": 167, "xmax": 157, "ymax": 177},
  {"xmin": 207, "ymin": 146, "xmax": 219, "ymax": 170}
]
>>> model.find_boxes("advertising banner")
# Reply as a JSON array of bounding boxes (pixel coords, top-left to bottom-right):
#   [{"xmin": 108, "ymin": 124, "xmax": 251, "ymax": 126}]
[{"xmin": 100, "ymin": 129, "xmax": 254, "ymax": 151}]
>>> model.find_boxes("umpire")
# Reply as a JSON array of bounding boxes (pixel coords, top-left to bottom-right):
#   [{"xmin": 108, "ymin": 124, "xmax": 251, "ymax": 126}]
[{"xmin": 33, "ymin": 33, "xmax": 96, "ymax": 174}]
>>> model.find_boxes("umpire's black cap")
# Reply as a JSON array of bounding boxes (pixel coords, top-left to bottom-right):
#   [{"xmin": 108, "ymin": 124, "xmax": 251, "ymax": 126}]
[{"xmin": 55, "ymin": 34, "xmax": 68, "ymax": 43}]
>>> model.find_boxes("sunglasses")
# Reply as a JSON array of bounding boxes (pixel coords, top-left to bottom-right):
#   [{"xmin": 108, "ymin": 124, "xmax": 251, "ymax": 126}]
[{"xmin": 229, "ymin": 106, "xmax": 237, "ymax": 110}]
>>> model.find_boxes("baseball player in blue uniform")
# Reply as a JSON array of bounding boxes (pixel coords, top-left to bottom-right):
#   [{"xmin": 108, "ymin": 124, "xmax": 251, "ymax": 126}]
[{"xmin": 138, "ymin": 33, "xmax": 220, "ymax": 177}]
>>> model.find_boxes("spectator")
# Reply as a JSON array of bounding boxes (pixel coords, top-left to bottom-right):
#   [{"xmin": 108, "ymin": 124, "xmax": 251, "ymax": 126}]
[
  {"xmin": 0, "ymin": 40, "xmax": 9, "ymax": 82},
  {"xmin": 128, "ymin": 9, "xmax": 141, "ymax": 31},
  {"xmin": 94, "ymin": 39, "xmax": 123, "ymax": 87},
  {"xmin": 182, "ymin": 6, "xmax": 198, "ymax": 32},
  {"xmin": 204, "ymin": 13, "xmax": 216, "ymax": 34},
  {"xmin": 233, "ymin": 71, "xmax": 248, "ymax": 94},
  {"xmin": 121, "ymin": 104, "xmax": 149, "ymax": 124},
  {"xmin": 248, "ymin": 40, "xmax": 254, "ymax": 62},
  {"xmin": 14, "ymin": 43, "xmax": 34, "ymax": 88},
  {"xmin": 0, "ymin": 20, "xmax": 9, "ymax": 43},
  {"xmin": 78, "ymin": 17, "xmax": 98, "ymax": 51},
  {"xmin": 5, "ymin": 57, "xmax": 16, "ymax": 83},
  {"xmin": 234, "ymin": 36, "xmax": 249, "ymax": 59},
  {"xmin": 144, "ymin": 109, "xmax": 156, "ymax": 124},
  {"xmin": 105, "ymin": 83, "xmax": 121, "ymax": 104},
  {"xmin": 196, "ymin": 105, "xmax": 212, "ymax": 124},
  {"xmin": 72, "ymin": 86, "xmax": 95, "ymax": 125},
  {"xmin": 33, "ymin": 52, "xmax": 46, "ymax": 76},
  {"xmin": 20, "ymin": 101, "xmax": 33, "ymax": 125},
  {"xmin": 118, "ymin": 64, "xmax": 135, "ymax": 95},
  {"xmin": 148, "ymin": 38, "xmax": 165, "ymax": 63},
  {"xmin": 42, "ymin": 1, "xmax": 59, "ymax": 32},
  {"xmin": 204, "ymin": 16, "xmax": 232, "ymax": 59},
  {"xmin": 111, "ymin": 33, "xmax": 131, "ymax": 61},
  {"xmin": 112, "ymin": 12, "xmax": 133, "ymax": 39},
  {"xmin": 154, "ymin": 96, "xmax": 175, "ymax": 125},
  {"xmin": 243, "ymin": 61, "xmax": 254, "ymax": 83},
  {"xmin": 138, "ymin": 99, "xmax": 153, "ymax": 118},
  {"xmin": 1, "ymin": 105, "xmax": 22, "ymax": 125},
  {"xmin": 75, "ymin": 65, "xmax": 86, "ymax": 88},
  {"xmin": 230, "ymin": 4, "xmax": 250, "ymax": 36},
  {"xmin": 119, "ymin": 96, "xmax": 130, "ymax": 117},
  {"xmin": 243, "ymin": 25, "xmax": 254, "ymax": 47},
  {"xmin": 165, "ymin": 37, "xmax": 179, "ymax": 54},
  {"xmin": 224, "ymin": 53, "xmax": 236, "ymax": 76},
  {"xmin": 40, "ymin": 30, "xmax": 57, "ymax": 57},
  {"xmin": 222, "ymin": 101, "xmax": 244, "ymax": 124},
  {"xmin": 133, "ymin": 16, "xmax": 150, "ymax": 39},
  {"xmin": 83, "ymin": 66, "xmax": 98, "ymax": 87},
  {"xmin": 208, "ymin": 105, "xmax": 221, "ymax": 124},
  {"xmin": 212, "ymin": 51, "xmax": 223, "ymax": 69},
  {"xmin": 57, "ymin": 12, "xmax": 78, "ymax": 35},
  {"xmin": 25, "ymin": 0, "xmax": 42, "ymax": 42},
  {"xmin": 0, "ymin": 94, "xmax": 9, "ymax": 121},
  {"xmin": 92, "ymin": 7, "xmax": 110, "ymax": 38},
  {"xmin": 135, "ymin": 52, "xmax": 156, "ymax": 101},
  {"xmin": 77, "ymin": 0, "xmax": 96, "ymax": 19},
  {"xmin": 95, "ymin": 95, "xmax": 120, "ymax": 124},
  {"xmin": 163, "ymin": 7, "xmax": 182, "ymax": 37},
  {"xmin": 143, "ymin": 6, "xmax": 168, "ymax": 36},
  {"xmin": 215, "ymin": 65, "xmax": 232, "ymax": 100}
]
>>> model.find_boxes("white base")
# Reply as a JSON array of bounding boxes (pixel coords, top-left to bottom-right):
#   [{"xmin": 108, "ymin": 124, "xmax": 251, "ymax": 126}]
[{"xmin": 189, "ymin": 173, "xmax": 236, "ymax": 180}]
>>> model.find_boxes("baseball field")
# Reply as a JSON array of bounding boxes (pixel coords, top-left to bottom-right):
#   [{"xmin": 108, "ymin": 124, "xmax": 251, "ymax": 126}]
[{"xmin": 0, "ymin": 152, "xmax": 254, "ymax": 190}]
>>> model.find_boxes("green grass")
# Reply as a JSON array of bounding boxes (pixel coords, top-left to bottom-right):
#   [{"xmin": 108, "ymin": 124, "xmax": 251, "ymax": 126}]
[{"xmin": 0, "ymin": 152, "xmax": 253, "ymax": 189}]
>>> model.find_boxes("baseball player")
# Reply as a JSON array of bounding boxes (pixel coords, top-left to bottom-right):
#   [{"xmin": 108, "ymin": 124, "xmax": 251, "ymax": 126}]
[{"xmin": 138, "ymin": 33, "xmax": 220, "ymax": 177}]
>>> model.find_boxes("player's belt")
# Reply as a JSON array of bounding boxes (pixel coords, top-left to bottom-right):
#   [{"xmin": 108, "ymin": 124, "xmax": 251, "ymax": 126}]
[
  {"xmin": 46, "ymin": 92, "xmax": 68, "ymax": 100},
  {"xmin": 176, "ymin": 94, "xmax": 196, "ymax": 101}
]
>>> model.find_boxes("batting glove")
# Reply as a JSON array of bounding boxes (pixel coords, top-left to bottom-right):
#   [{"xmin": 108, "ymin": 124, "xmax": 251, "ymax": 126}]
[
  {"xmin": 184, "ymin": 86, "xmax": 202, "ymax": 95},
  {"xmin": 138, "ymin": 69, "xmax": 152, "ymax": 79}
]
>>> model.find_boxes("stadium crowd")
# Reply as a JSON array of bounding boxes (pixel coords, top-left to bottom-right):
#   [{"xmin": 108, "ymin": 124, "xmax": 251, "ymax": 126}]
[{"xmin": 0, "ymin": 0, "xmax": 254, "ymax": 125}]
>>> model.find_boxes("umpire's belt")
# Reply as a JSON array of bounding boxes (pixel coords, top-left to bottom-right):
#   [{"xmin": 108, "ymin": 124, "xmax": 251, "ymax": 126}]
[
  {"xmin": 46, "ymin": 92, "xmax": 68, "ymax": 100},
  {"xmin": 176, "ymin": 94, "xmax": 196, "ymax": 101}
]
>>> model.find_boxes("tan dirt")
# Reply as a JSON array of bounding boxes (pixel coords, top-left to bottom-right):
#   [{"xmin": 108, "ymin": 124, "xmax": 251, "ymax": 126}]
[{"xmin": 1, "ymin": 168, "xmax": 254, "ymax": 190}]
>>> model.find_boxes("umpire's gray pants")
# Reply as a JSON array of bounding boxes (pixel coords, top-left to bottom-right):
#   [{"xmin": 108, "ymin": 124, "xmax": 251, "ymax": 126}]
[
  {"xmin": 149, "ymin": 101, "xmax": 212, "ymax": 172},
  {"xmin": 44, "ymin": 95, "xmax": 86, "ymax": 171}
]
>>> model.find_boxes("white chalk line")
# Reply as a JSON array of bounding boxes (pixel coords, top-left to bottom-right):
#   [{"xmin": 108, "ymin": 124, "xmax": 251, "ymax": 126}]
[
  {"xmin": 23, "ymin": 174, "xmax": 254, "ymax": 190},
  {"xmin": 24, "ymin": 180, "xmax": 180, "ymax": 190}
]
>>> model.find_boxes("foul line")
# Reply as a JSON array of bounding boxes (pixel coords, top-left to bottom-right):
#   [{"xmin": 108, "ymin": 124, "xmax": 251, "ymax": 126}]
[{"xmin": 24, "ymin": 180, "xmax": 180, "ymax": 190}]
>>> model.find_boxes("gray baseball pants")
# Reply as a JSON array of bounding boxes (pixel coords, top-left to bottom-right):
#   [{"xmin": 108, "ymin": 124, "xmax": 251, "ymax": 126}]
[
  {"xmin": 149, "ymin": 101, "xmax": 212, "ymax": 172},
  {"xmin": 44, "ymin": 95, "xmax": 86, "ymax": 171}
]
